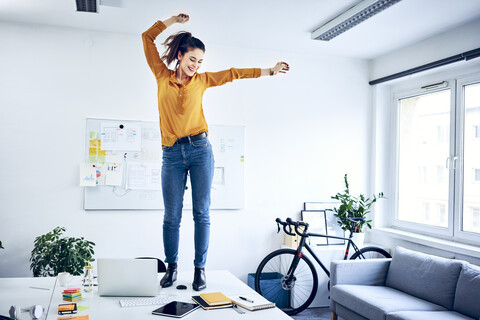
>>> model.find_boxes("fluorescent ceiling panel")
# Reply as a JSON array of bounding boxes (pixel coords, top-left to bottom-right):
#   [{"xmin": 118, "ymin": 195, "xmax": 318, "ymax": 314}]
[{"xmin": 312, "ymin": 0, "xmax": 402, "ymax": 41}]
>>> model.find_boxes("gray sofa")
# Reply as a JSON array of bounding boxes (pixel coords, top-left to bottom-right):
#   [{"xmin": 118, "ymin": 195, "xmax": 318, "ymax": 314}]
[{"xmin": 330, "ymin": 246, "xmax": 480, "ymax": 320}]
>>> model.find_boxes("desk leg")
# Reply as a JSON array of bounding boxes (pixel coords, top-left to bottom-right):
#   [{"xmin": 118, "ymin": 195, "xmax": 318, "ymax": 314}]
[{"xmin": 331, "ymin": 311, "xmax": 338, "ymax": 320}]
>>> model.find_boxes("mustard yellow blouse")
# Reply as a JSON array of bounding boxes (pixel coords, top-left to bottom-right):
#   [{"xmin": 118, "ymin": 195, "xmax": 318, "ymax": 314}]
[{"xmin": 142, "ymin": 21, "xmax": 261, "ymax": 146}]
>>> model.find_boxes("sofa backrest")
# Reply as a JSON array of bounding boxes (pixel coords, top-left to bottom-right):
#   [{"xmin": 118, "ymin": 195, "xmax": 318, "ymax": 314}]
[
  {"xmin": 385, "ymin": 247, "xmax": 463, "ymax": 310},
  {"xmin": 453, "ymin": 262, "xmax": 480, "ymax": 319}
]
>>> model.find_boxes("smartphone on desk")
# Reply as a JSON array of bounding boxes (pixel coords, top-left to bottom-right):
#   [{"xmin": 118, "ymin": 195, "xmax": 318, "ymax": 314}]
[{"xmin": 152, "ymin": 301, "xmax": 200, "ymax": 318}]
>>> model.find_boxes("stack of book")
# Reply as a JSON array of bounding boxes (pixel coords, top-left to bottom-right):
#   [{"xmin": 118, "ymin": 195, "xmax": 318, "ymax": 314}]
[
  {"xmin": 191, "ymin": 292, "xmax": 232, "ymax": 310},
  {"xmin": 62, "ymin": 288, "xmax": 82, "ymax": 302}
]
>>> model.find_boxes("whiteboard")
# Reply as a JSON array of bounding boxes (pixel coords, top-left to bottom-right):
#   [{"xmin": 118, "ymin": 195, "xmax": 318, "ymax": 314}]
[{"xmin": 83, "ymin": 118, "xmax": 245, "ymax": 210}]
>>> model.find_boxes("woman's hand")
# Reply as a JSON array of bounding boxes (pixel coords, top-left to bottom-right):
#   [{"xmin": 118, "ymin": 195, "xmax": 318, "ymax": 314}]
[
  {"xmin": 261, "ymin": 62, "xmax": 290, "ymax": 77},
  {"xmin": 272, "ymin": 62, "xmax": 290, "ymax": 75},
  {"xmin": 163, "ymin": 13, "xmax": 189, "ymax": 28},
  {"xmin": 174, "ymin": 13, "xmax": 189, "ymax": 24}
]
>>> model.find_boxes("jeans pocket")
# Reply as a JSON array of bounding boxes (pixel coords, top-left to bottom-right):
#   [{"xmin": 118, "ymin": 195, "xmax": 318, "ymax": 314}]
[
  {"xmin": 162, "ymin": 145, "xmax": 173, "ymax": 151},
  {"xmin": 191, "ymin": 137, "xmax": 209, "ymax": 147}
]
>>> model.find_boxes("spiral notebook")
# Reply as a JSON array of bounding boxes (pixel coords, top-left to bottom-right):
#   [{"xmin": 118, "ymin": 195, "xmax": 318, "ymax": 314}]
[{"xmin": 229, "ymin": 295, "xmax": 275, "ymax": 311}]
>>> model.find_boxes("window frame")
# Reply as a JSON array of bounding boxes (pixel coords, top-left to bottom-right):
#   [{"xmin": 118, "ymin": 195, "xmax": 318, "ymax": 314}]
[
  {"xmin": 391, "ymin": 82, "xmax": 457, "ymax": 239},
  {"xmin": 454, "ymin": 75, "xmax": 480, "ymax": 243}
]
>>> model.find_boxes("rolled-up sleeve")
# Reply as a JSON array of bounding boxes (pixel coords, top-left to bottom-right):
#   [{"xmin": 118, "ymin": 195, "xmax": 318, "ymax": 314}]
[
  {"xmin": 200, "ymin": 68, "xmax": 261, "ymax": 88},
  {"xmin": 142, "ymin": 21, "xmax": 170, "ymax": 79}
]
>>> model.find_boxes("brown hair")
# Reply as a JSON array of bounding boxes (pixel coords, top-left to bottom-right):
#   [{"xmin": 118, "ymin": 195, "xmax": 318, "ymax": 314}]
[{"xmin": 161, "ymin": 31, "xmax": 205, "ymax": 68}]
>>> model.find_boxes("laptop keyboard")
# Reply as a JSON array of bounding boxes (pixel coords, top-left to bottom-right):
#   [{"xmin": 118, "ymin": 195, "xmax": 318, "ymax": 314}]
[{"xmin": 119, "ymin": 296, "xmax": 172, "ymax": 308}]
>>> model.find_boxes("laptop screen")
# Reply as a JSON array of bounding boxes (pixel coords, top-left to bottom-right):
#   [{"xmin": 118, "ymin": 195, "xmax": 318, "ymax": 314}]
[{"xmin": 97, "ymin": 258, "xmax": 158, "ymax": 297}]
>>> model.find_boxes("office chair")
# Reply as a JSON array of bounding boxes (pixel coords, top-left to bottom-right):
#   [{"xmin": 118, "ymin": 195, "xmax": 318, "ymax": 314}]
[{"xmin": 135, "ymin": 257, "xmax": 167, "ymax": 273}]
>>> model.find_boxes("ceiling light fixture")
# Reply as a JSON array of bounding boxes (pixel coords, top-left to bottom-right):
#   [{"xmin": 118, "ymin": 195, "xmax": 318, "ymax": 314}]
[
  {"xmin": 311, "ymin": 0, "xmax": 402, "ymax": 41},
  {"xmin": 76, "ymin": 0, "xmax": 98, "ymax": 13}
]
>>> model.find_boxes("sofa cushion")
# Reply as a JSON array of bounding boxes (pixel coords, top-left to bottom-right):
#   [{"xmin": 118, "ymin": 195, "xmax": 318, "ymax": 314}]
[
  {"xmin": 331, "ymin": 285, "xmax": 447, "ymax": 320},
  {"xmin": 387, "ymin": 311, "xmax": 474, "ymax": 320},
  {"xmin": 385, "ymin": 247, "xmax": 463, "ymax": 309},
  {"xmin": 453, "ymin": 263, "xmax": 480, "ymax": 319}
]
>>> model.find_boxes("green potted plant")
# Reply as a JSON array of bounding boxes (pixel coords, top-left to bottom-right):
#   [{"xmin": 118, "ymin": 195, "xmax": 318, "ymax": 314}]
[
  {"xmin": 329, "ymin": 174, "xmax": 384, "ymax": 243},
  {"xmin": 30, "ymin": 227, "xmax": 95, "ymax": 277}
]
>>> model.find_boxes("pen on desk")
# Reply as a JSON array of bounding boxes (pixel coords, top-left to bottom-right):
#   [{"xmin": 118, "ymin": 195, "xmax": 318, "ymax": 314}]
[
  {"xmin": 239, "ymin": 296, "xmax": 254, "ymax": 303},
  {"xmin": 29, "ymin": 286, "xmax": 50, "ymax": 291}
]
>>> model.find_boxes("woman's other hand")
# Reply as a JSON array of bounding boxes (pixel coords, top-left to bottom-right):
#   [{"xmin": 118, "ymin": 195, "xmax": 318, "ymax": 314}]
[
  {"xmin": 174, "ymin": 13, "xmax": 189, "ymax": 24},
  {"xmin": 163, "ymin": 13, "xmax": 189, "ymax": 27},
  {"xmin": 272, "ymin": 62, "xmax": 290, "ymax": 75}
]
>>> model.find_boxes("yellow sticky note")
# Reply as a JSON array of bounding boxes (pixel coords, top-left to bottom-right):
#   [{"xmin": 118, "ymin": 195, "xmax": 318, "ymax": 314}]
[
  {"xmin": 89, "ymin": 148, "xmax": 97, "ymax": 155},
  {"xmin": 89, "ymin": 140, "xmax": 100, "ymax": 147},
  {"xmin": 98, "ymin": 149, "xmax": 106, "ymax": 155}
]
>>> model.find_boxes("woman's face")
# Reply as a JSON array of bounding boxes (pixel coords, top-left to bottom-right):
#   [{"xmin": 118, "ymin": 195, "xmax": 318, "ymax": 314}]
[{"xmin": 178, "ymin": 48, "xmax": 204, "ymax": 77}]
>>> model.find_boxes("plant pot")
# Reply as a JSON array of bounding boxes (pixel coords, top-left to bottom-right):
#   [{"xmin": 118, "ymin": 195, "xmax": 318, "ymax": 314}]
[{"xmin": 348, "ymin": 231, "xmax": 365, "ymax": 247}]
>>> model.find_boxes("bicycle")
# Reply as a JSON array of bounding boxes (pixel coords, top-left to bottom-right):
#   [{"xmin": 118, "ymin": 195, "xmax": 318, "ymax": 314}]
[{"xmin": 254, "ymin": 217, "xmax": 391, "ymax": 315}]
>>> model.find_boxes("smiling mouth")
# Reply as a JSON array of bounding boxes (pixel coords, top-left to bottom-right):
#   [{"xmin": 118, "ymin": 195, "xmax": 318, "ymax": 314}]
[{"xmin": 188, "ymin": 67, "xmax": 196, "ymax": 73}]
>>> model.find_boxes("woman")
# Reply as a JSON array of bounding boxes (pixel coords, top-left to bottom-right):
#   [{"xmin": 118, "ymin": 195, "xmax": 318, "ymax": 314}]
[{"xmin": 142, "ymin": 13, "xmax": 289, "ymax": 291}]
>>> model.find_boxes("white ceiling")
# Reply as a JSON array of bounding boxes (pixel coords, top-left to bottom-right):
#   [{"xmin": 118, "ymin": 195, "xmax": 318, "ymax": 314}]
[{"xmin": 1, "ymin": 0, "xmax": 480, "ymax": 59}]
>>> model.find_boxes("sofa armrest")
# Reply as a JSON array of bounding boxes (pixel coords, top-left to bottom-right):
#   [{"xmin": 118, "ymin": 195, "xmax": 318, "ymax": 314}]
[{"xmin": 330, "ymin": 258, "xmax": 391, "ymax": 287}]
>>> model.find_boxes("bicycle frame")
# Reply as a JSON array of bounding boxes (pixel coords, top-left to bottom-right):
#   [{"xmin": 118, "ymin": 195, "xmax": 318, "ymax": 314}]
[{"xmin": 289, "ymin": 229, "xmax": 364, "ymax": 279}]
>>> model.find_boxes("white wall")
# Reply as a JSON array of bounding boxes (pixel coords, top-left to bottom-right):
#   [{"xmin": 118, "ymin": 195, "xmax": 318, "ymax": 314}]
[
  {"xmin": 0, "ymin": 21, "xmax": 371, "ymax": 281},
  {"xmin": 370, "ymin": 18, "xmax": 480, "ymax": 81},
  {"xmin": 369, "ymin": 18, "xmax": 480, "ymax": 263}
]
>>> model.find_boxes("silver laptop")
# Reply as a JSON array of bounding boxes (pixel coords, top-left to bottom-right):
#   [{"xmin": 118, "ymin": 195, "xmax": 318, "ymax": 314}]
[{"xmin": 97, "ymin": 258, "xmax": 158, "ymax": 297}]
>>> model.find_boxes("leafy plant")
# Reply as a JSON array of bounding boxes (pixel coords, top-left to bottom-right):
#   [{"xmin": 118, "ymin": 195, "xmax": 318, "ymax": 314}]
[
  {"xmin": 329, "ymin": 174, "xmax": 384, "ymax": 233},
  {"xmin": 0, "ymin": 240, "xmax": 3, "ymax": 249},
  {"xmin": 30, "ymin": 227, "xmax": 95, "ymax": 277}
]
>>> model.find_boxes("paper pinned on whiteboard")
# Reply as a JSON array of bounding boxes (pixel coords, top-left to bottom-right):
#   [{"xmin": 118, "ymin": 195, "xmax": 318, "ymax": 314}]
[
  {"xmin": 126, "ymin": 162, "xmax": 161, "ymax": 190},
  {"xmin": 105, "ymin": 162, "xmax": 123, "ymax": 186},
  {"xmin": 80, "ymin": 164, "xmax": 97, "ymax": 186},
  {"xmin": 100, "ymin": 121, "xmax": 141, "ymax": 151}
]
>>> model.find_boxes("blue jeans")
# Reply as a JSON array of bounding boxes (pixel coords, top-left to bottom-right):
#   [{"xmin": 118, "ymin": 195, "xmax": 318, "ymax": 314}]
[{"xmin": 161, "ymin": 136, "xmax": 214, "ymax": 268}]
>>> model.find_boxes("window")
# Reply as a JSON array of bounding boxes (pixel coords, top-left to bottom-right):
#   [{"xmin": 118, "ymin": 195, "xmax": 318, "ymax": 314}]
[
  {"xmin": 461, "ymin": 82, "xmax": 480, "ymax": 235},
  {"xmin": 464, "ymin": 207, "xmax": 480, "ymax": 233},
  {"xmin": 397, "ymin": 89, "xmax": 450, "ymax": 229},
  {"xmin": 474, "ymin": 125, "xmax": 480, "ymax": 139},
  {"xmin": 475, "ymin": 169, "xmax": 480, "ymax": 183},
  {"xmin": 393, "ymin": 76, "xmax": 480, "ymax": 242}
]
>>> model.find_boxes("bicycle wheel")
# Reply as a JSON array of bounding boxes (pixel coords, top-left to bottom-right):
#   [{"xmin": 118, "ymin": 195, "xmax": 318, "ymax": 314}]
[
  {"xmin": 254, "ymin": 249, "xmax": 318, "ymax": 315},
  {"xmin": 350, "ymin": 246, "xmax": 392, "ymax": 259}
]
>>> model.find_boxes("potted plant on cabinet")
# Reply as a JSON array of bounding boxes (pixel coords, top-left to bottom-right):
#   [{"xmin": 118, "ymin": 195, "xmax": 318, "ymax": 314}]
[
  {"xmin": 329, "ymin": 174, "xmax": 384, "ymax": 246},
  {"xmin": 30, "ymin": 227, "xmax": 95, "ymax": 277}
]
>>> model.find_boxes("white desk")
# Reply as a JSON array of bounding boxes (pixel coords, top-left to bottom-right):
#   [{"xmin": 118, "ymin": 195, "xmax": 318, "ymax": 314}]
[
  {"xmin": 0, "ymin": 277, "xmax": 56, "ymax": 319},
  {"xmin": 19, "ymin": 270, "xmax": 290, "ymax": 319}
]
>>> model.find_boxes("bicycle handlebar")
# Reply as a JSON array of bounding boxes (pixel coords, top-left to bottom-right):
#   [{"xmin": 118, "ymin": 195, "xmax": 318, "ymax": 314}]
[{"xmin": 276, "ymin": 217, "xmax": 309, "ymax": 237}]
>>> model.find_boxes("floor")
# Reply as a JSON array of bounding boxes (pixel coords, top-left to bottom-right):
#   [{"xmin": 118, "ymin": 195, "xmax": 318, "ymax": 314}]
[{"xmin": 291, "ymin": 307, "xmax": 346, "ymax": 320}]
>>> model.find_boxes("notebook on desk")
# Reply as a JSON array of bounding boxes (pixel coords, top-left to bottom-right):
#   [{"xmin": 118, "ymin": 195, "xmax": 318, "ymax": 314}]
[
  {"xmin": 97, "ymin": 258, "xmax": 158, "ymax": 297},
  {"xmin": 229, "ymin": 294, "xmax": 275, "ymax": 311}
]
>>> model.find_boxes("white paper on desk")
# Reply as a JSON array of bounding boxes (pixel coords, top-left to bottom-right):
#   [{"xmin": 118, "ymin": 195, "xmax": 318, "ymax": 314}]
[
  {"xmin": 105, "ymin": 162, "xmax": 123, "ymax": 186},
  {"xmin": 100, "ymin": 121, "xmax": 141, "ymax": 151},
  {"xmin": 126, "ymin": 162, "xmax": 161, "ymax": 190},
  {"xmin": 80, "ymin": 164, "xmax": 97, "ymax": 186}
]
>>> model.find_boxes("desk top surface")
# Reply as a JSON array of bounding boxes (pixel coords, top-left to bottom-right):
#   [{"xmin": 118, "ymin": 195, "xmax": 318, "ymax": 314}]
[{"xmin": 1, "ymin": 270, "xmax": 292, "ymax": 320}]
